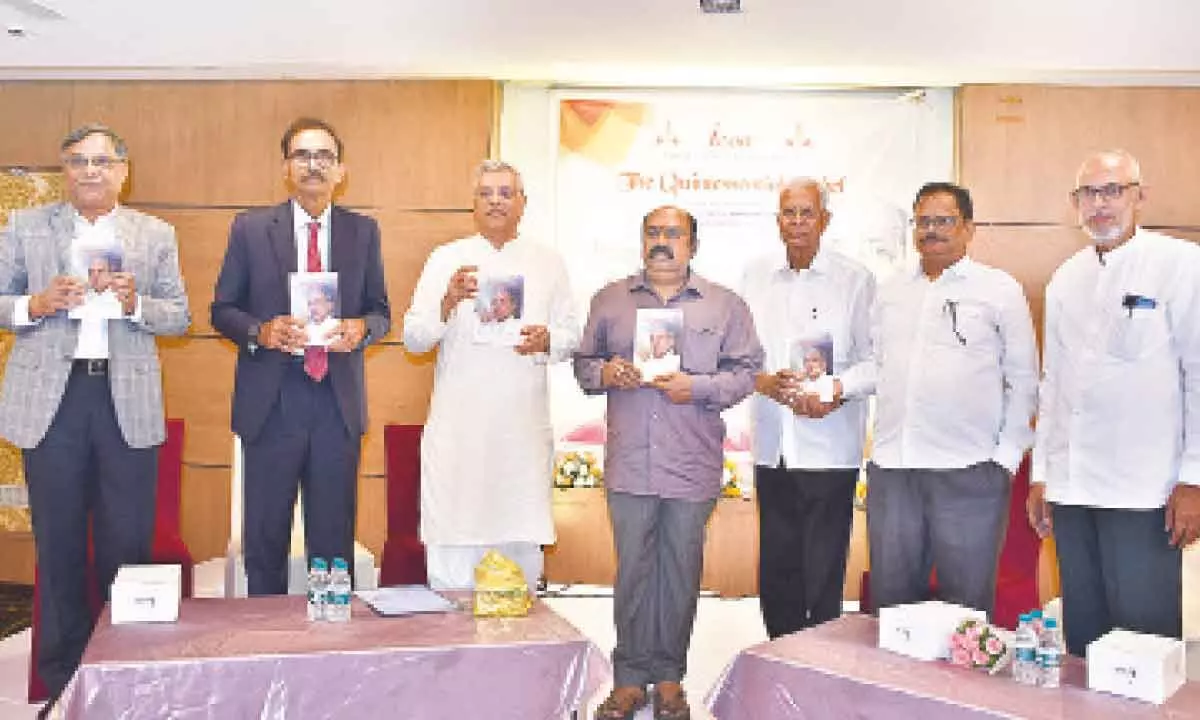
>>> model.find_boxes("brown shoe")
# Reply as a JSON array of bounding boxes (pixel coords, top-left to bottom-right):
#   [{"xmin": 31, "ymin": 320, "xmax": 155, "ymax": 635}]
[
  {"xmin": 653, "ymin": 682, "xmax": 690, "ymax": 720},
  {"xmin": 595, "ymin": 686, "xmax": 649, "ymax": 720}
]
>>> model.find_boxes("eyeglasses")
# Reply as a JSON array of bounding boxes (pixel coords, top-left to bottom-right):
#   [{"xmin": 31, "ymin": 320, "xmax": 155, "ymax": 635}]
[
  {"xmin": 477, "ymin": 186, "xmax": 518, "ymax": 201},
  {"xmin": 911, "ymin": 215, "xmax": 961, "ymax": 230},
  {"xmin": 779, "ymin": 206, "xmax": 821, "ymax": 222},
  {"xmin": 644, "ymin": 226, "xmax": 688, "ymax": 240},
  {"xmin": 288, "ymin": 149, "xmax": 339, "ymax": 168},
  {"xmin": 62, "ymin": 154, "xmax": 126, "ymax": 172},
  {"xmin": 1071, "ymin": 182, "xmax": 1139, "ymax": 203}
]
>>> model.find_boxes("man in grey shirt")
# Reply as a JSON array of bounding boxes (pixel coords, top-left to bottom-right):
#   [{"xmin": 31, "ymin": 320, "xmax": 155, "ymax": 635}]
[{"xmin": 575, "ymin": 205, "xmax": 763, "ymax": 720}]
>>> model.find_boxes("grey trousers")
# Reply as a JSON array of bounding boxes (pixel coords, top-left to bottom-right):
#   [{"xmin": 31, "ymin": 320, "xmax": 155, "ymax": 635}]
[
  {"xmin": 866, "ymin": 462, "xmax": 1011, "ymax": 615},
  {"xmin": 1051, "ymin": 504, "xmax": 1182, "ymax": 656},
  {"xmin": 607, "ymin": 490, "xmax": 717, "ymax": 688}
]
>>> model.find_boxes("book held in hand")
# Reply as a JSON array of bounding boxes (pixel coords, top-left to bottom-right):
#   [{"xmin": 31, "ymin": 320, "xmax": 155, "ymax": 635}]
[
  {"xmin": 634, "ymin": 308, "xmax": 683, "ymax": 379},
  {"xmin": 473, "ymin": 274, "xmax": 525, "ymax": 346},
  {"xmin": 290, "ymin": 271, "xmax": 340, "ymax": 346},
  {"xmin": 69, "ymin": 236, "xmax": 126, "ymax": 320},
  {"xmin": 789, "ymin": 332, "xmax": 835, "ymax": 403}
]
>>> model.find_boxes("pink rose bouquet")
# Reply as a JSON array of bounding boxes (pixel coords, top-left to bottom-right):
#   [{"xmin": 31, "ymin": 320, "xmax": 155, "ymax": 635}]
[{"xmin": 948, "ymin": 618, "xmax": 1010, "ymax": 674}]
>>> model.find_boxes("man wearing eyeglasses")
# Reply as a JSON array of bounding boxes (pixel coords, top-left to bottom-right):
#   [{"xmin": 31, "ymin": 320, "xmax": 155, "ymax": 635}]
[
  {"xmin": 867, "ymin": 182, "xmax": 1038, "ymax": 618},
  {"xmin": 574, "ymin": 205, "xmax": 762, "ymax": 720},
  {"xmin": 740, "ymin": 178, "xmax": 876, "ymax": 639},
  {"xmin": 0, "ymin": 124, "xmax": 189, "ymax": 715},
  {"xmin": 212, "ymin": 117, "xmax": 390, "ymax": 596},
  {"xmin": 404, "ymin": 160, "xmax": 579, "ymax": 594},
  {"xmin": 1027, "ymin": 150, "xmax": 1200, "ymax": 655}
]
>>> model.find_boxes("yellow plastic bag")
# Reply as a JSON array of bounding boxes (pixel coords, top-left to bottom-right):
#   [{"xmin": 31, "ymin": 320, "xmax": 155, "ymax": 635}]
[{"xmin": 473, "ymin": 550, "xmax": 532, "ymax": 617}]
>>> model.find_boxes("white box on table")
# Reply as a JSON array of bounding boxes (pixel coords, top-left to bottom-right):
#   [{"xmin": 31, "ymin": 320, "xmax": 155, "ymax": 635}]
[
  {"xmin": 878, "ymin": 601, "xmax": 988, "ymax": 661},
  {"xmin": 111, "ymin": 564, "xmax": 181, "ymax": 624},
  {"xmin": 1087, "ymin": 629, "xmax": 1186, "ymax": 705}
]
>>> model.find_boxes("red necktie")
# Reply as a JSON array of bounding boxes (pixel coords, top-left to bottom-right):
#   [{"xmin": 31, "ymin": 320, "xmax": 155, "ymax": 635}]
[{"xmin": 303, "ymin": 221, "xmax": 329, "ymax": 382}]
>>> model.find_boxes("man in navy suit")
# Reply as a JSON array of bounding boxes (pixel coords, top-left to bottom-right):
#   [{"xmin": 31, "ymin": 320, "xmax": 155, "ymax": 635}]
[{"xmin": 211, "ymin": 117, "xmax": 390, "ymax": 595}]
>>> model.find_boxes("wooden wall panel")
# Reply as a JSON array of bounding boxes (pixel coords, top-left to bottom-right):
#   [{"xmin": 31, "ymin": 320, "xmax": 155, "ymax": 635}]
[
  {"xmin": 375, "ymin": 209, "xmax": 478, "ymax": 321},
  {"xmin": 180, "ymin": 465, "xmax": 232, "ymax": 563},
  {"xmin": 357, "ymin": 473, "xmax": 387, "ymax": 559},
  {"xmin": 361, "ymin": 345, "xmax": 436, "ymax": 477},
  {"xmin": 150, "ymin": 208, "xmax": 238, "ymax": 335},
  {"xmin": 159, "ymin": 337, "xmax": 236, "ymax": 467},
  {"xmin": 0, "ymin": 83, "xmax": 73, "ymax": 166},
  {"xmin": 960, "ymin": 86, "xmax": 1200, "ymax": 226},
  {"xmin": 969, "ymin": 226, "xmax": 1089, "ymax": 346},
  {"xmin": 70, "ymin": 80, "xmax": 493, "ymax": 209}
]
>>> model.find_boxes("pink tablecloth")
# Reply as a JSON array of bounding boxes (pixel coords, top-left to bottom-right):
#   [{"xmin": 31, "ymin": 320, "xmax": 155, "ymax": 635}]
[
  {"xmin": 59, "ymin": 595, "xmax": 610, "ymax": 720},
  {"xmin": 707, "ymin": 614, "xmax": 1199, "ymax": 719}
]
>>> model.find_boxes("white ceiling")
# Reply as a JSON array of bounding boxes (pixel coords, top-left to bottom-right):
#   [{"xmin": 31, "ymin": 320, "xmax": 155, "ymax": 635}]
[{"xmin": 2, "ymin": 0, "xmax": 1200, "ymax": 86}]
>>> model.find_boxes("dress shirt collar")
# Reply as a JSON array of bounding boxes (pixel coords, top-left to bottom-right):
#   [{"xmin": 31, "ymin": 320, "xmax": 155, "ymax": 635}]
[
  {"xmin": 774, "ymin": 244, "xmax": 832, "ymax": 277},
  {"xmin": 70, "ymin": 203, "xmax": 120, "ymax": 229},
  {"xmin": 1093, "ymin": 226, "xmax": 1147, "ymax": 266},
  {"xmin": 912, "ymin": 254, "xmax": 974, "ymax": 282},
  {"xmin": 630, "ymin": 268, "xmax": 706, "ymax": 299},
  {"xmin": 291, "ymin": 200, "xmax": 331, "ymax": 232}
]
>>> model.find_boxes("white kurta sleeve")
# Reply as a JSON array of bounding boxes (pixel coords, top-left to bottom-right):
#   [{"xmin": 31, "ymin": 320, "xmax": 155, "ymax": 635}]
[
  {"xmin": 544, "ymin": 251, "xmax": 581, "ymax": 364},
  {"xmin": 1031, "ymin": 281, "xmax": 1062, "ymax": 486},
  {"xmin": 992, "ymin": 277, "xmax": 1040, "ymax": 474},
  {"xmin": 838, "ymin": 271, "xmax": 877, "ymax": 399},
  {"xmin": 1174, "ymin": 244, "xmax": 1200, "ymax": 487},
  {"xmin": 403, "ymin": 245, "xmax": 456, "ymax": 353}
]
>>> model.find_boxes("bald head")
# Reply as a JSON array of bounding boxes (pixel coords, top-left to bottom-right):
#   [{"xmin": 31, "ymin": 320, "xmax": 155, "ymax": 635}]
[
  {"xmin": 1072, "ymin": 149, "xmax": 1144, "ymax": 249},
  {"xmin": 1075, "ymin": 149, "xmax": 1142, "ymax": 187}
]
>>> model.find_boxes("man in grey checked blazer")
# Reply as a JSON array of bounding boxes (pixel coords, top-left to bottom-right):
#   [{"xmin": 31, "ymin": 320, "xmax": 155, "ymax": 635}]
[{"xmin": 0, "ymin": 124, "xmax": 189, "ymax": 711}]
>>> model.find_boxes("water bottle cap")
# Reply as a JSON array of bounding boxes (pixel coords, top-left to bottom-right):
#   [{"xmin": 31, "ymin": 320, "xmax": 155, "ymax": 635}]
[
  {"xmin": 1031, "ymin": 609, "xmax": 1043, "ymax": 618},
  {"xmin": 1044, "ymin": 618, "xmax": 1057, "ymax": 628},
  {"xmin": 332, "ymin": 557, "xmax": 349, "ymax": 570},
  {"xmin": 1018, "ymin": 613, "xmax": 1030, "ymax": 622},
  {"xmin": 311, "ymin": 557, "xmax": 328, "ymax": 570}
]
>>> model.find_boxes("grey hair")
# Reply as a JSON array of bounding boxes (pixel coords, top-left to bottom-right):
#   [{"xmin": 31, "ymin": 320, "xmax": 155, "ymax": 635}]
[
  {"xmin": 1076, "ymin": 149, "xmax": 1143, "ymax": 186},
  {"xmin": 61, "ymin": 124, "xmax": 128, "ymax": 157},
  {"xmin": 474, "ymin": 159, "xmax": 525, "ymax": 194},
  {"xmin": 780, "ymin": 177, "xmax": 829, "ymax": 210}
]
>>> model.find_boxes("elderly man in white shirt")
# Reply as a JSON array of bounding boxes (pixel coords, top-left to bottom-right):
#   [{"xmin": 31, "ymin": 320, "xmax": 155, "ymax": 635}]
[
  {"xmin": 868, "ymin": 182, "xmax": 1038, "ymax": 616},
  {"xmin": 403, "ymin": 160, "xmax": 579, "ymax": 592},
  {"xmin": 1027, "ymin": 150, "xmax": 1200, "ymax": 656},
  {"xmin": 743, "ymin": 178, "xmax": 876, "ymax": 638}
]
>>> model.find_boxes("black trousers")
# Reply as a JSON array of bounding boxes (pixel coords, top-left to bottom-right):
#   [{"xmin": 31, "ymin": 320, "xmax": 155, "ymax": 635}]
[
  {"xmin": 754, "ymin": 464, "xmax": 858, "ymax": 639},
  {"xmin": 242, "ymin": 361, "xmax": 359, "ymax": 596},
  {"xmin": 24, "ymin": 366, "xmax": 157, "ymax": 698},
  {"xmin": 1051, "ymin": 503, "xmax": 1182, "ymax": 656}
]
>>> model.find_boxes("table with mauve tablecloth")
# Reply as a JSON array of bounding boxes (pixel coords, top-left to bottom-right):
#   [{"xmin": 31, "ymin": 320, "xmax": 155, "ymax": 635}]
[
  {"xmin": 707, "ymin": 614, "xmax": 1200, "ymax": 720},
  {"xmin": 59, "ymin": 594, "xmax": 609, "ymax": 720}
]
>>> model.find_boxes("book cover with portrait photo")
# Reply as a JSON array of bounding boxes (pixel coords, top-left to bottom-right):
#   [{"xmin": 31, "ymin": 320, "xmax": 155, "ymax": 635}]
[
  {"xmin": 68, "ymin": 239, "xmax": 125, "ymax": 320},
  {"xmin": 789, "ymin": 333, "xmax": 835, "ymax": 402},
  {"xmin": 289, "ymin": 271, "xmax": 340, "ymax": 347},
  {"xmin": 634, "ymin": 308, "xmax": 683, "ymax": 379},
  {"xmin": 473, "ymin": 274, "xmax": 525, "ymax": 346}
]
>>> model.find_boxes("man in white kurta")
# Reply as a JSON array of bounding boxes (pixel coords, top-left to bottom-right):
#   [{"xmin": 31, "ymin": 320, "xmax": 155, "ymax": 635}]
[{"xmin": 403, "ymin": 160, "xmax": 579, "ymax": 591}]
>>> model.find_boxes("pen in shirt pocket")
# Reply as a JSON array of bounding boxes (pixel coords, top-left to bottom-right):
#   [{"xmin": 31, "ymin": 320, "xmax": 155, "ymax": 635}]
[
  {"xmin": 1121, "ymin": 293, "xmax": 1157, "ymax": 318},
  {"xmin": 943, "ymin": 300, "xmax": 966, "ymax": 345}
]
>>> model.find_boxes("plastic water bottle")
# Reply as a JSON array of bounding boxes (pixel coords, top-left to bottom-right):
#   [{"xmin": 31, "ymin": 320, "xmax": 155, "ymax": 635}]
[
  {"xmin": 1012, "ymin": 613, "xmax": 1038, "ymax": 685},
  {"xmin": 325, "ymin": 557, "xmax": 352, "ymax": 623},
  {"xmin": 306, "ymin": 557, "xmax": 329, "ymax": 622},
  {"xmin": 1029, "ymin": 608, "xmax": 1045, "ymax": 636},
  {"xmin": 1037, "ymin": 618, "xmax": 1063, "ymax": 689}
]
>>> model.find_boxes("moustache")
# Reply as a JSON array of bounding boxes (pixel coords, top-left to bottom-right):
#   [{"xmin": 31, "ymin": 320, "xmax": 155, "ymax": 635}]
[
  {"xmin": 647, "ymin": 244, "xmax": 675, "ymax": 260},
  {"xmin": 919, "ymin": 234, "xmax": 945, "ymax": 245},
  {"xmin": 302, "ymin": 171, "xmax": 325, "ymax": 182}
]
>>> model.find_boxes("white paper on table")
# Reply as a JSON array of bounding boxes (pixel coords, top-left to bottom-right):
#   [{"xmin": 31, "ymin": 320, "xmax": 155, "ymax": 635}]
[{"xmin": 355, "ymin": 586, "xmax": 459, "ymax": 617}]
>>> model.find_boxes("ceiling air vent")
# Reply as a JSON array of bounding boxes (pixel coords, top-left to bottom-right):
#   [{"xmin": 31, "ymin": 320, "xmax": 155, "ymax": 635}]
[{"xmin": 700, "ymin": 0, "xmax": 742, "ymax": 14}]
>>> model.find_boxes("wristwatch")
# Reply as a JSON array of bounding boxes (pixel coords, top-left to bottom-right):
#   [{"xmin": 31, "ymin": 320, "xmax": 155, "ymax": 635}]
[{"xmin": 247, "ymin": 322, "xmax": 261, "ymax": 355}]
